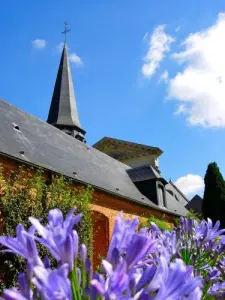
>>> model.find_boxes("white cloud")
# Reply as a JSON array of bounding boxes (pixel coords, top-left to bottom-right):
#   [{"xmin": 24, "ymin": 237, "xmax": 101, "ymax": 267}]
[
  {"xmin": 32, "ymin": 39, "xmax": 47, "ymax": 49},
  {"xmin": 69, "ymin": 53, "xmax": 83, "ymax": 66},
  {"xmin": 174, "ymin": 103, "xmax": 187, "ymax": 115},
  {"xmin": 142, "ymin": 25, "xmax": 175, "ymax": 79},
  {"xmin": 168, "ymin": 13, "xmax": 225, "ymax": 127},
  {"xmin": 174, "ymin": 174, "xmax": 204, "ymax": 196},
  {"xmin": 158, "ymin": 70, "xmax": 169, "ymax": 84},
  {"xmin": 56, "ymin": 42, "xmax": 83, "ymax": 66}
]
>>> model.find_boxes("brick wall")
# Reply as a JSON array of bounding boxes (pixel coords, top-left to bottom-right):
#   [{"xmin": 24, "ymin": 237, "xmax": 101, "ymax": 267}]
[
  {"xmin": 91, "ymin": 210, "xmax": 109, "ymax": 268},
  {"xmin": 91, "ymin": 191, "xmax": 174, "ymax": 234},
  {"xmin": 0, "ymin": 155, "xmax": 176, "ymax": 267}
]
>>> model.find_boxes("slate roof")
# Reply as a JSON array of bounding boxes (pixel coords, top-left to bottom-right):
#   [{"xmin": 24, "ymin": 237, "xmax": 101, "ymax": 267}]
[
  {"xmin": 0, "ymin": 99, "xmax": 188, "ymax": 216},
  {"xmin": 127, "ymin": 165, "xmax": 188, "ymax": 215},
  {"xmin": 185, "ymin": 194, "xmax": 203, "ymax": 214},
  {"xmin": 127, "ymin": 165, "xmax": 162, "ymax": 182},
  {"xmin": 168, "ymin": 180, "xmax": 189, "ymax": 203},
  {"xmin": 165, "ymin": 191, "xmax": 189, "ymax": 216}
]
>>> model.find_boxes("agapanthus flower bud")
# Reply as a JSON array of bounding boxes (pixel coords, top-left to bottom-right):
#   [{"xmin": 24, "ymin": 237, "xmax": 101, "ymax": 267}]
[{"xmin": 80, "ymin": 244, "xmax": 87, "ymax": 264}]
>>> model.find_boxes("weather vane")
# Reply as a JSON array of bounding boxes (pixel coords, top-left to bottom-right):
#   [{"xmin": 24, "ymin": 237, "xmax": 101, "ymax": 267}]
[{"xmin": 61, "ymin": 21, "xmax": 71, "ymax": 43}]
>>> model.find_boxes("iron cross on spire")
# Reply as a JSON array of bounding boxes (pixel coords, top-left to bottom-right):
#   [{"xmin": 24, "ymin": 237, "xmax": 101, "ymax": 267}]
[{"xmin": 61, "ymin": 21, "xmax": 71, "ymax": 43}]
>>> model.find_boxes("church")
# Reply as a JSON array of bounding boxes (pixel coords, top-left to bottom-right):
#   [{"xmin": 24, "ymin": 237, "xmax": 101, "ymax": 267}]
[{"xmin": 0, "ymin": 38, "xmax": 197, "ymax": 264}]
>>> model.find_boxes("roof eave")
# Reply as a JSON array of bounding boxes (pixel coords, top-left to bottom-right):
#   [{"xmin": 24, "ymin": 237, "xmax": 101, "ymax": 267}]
[
  {"xmin": 93, "ymin": 137, "xmax": 163, "ymax": 155},
  {"xmin": 0, "ymin": 151, "xmax": 183, "ymax": 217}
]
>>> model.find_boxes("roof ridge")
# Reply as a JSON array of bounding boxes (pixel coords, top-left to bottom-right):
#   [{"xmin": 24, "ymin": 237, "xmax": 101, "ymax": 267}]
[
  {"xmin": 169, "ymin": 181, "xmax": 189, "ymax": 202},
  {"xmin": 93, "ymin": 136, "xmax": 163, "ymax": 153}
]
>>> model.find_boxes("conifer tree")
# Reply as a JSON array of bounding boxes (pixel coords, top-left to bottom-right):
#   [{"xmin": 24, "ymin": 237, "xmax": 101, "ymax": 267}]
[{"xmin": 202, "ymin": 162, "xmax": 225, "ymax": 228}]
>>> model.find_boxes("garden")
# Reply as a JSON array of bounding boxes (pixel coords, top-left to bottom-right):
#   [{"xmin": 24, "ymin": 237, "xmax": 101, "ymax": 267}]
[
  {"xmin": 0, "ymin": 163, "xmax": 225, "ymax": 299},
  {"xmin": 1, "ymin": 206, "xmax": 225, "ymax": 299}
]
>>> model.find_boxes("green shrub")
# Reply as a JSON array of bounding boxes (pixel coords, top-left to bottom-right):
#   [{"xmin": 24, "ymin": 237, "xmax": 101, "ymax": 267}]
[
  {"xmin": 140, "ymin": 215, "xmax": 172, "ymax": 231},
  {"xmin": 186, "ymin": 209, "xmax": 202, "ymax": 223},
  {"xmin": 174, "ymin": 210, "xmax": 202, "ymax": 228},
  {"xmin": 0, "ymin": 165, "xmax": 92, "ymax": 291}
]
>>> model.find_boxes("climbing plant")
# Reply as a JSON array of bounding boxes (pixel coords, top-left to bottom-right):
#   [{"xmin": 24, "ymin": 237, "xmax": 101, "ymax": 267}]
[{"xmin": 0, "ymin": 165, "xmax": 93, "ymax": 291}]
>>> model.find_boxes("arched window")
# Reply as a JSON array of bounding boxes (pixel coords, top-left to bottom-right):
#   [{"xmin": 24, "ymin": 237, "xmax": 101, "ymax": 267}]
[
  {"xmin": 158, "ymin": 184, "xmax": 166, "ymax": 207},
  {"xmin": 91, "ymin": 211, "xmax": 109, "ymax": 270}
]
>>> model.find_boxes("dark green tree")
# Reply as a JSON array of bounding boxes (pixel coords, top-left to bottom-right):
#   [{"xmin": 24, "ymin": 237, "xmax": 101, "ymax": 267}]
[{"xmin": 202, "ymin": 162, "xmax": 225, "ymax": 228}]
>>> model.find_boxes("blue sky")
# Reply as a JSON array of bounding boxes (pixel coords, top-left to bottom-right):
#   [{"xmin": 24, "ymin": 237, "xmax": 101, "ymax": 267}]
[{"xmin": 1, "ymin": 0, "xmax": 225, "ymax": 197}]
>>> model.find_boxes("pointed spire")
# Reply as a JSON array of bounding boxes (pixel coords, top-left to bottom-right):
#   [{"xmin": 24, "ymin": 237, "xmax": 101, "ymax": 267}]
[{"xmin": 47, "ymin": 42, "xmax": 86, "ymax": 142}]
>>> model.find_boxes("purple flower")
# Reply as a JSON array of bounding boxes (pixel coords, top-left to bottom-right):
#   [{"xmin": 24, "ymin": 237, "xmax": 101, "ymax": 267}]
[
  {"xmin": 80, "ymin": 244, "xmax": 87, "ymax": 264},
  {"xmin": 1, "ymin": 210, "xmax": 223, "ymax": 299},
  {"xmin": 92, "ymin": 260, "xmax": 130, "ymax": 299},
  {"xmin": 106, "ymin": 212, "xmax": 139, "ymax": 264},
  {"xmin": 32, "ymin": 264, "xmax": 72, "ymax": 300},
  {"xmin": 43, "ymin": 256, "xmax": 51, "ymax": 269},
  {"xmin": 192, "ymin": 218, "xmax": 225, "ymax": 245},
  {"xmin": 125, "ymin": 232, "xmax": 156, "ymax": 268},
  {"xmin": 149, "ymin": 258, "xmax": 203, "ymax": 299},
  {"xmin": 0, "ymin": 224, "xmax": 42, "ymax": 268},
  {"xmin": 208, "ymin": 281, "xmax": 225, "ymax": 296},
  {"xmin": 1, "ymin": 273, "xmax": 33, "ymax": 300},
  {"xmin": 59, "ymin": 231, "xmax": 78, "ymax": 270},
  {"xmin": 85, "ymin": 257, "xmax": 93, "ymax": 282},
  {"xmin": 29, "ymin": 208, "xmax": 81, "ymax": 270},
  {"xmin": 18, "ymin": 273, "xmax": 33, "ymax": 300},
  {"xmin": 135, "ymin": 264, "xmax": 156, "ymax": 292},
  {"xmin": 90, "ymin": 273, "xmax": 106, "ymax": 298},
  {"xmin": 1, "ymin": 289, "xmax": 29, "ymax": 300},
  {"xmin": 179, "ymin": 217, "xmax": 193, "ymax": 236}
]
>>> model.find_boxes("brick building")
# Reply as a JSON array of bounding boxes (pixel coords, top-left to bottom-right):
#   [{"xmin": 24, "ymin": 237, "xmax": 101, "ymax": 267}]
[{"xmin": 0, "ymin": 41, "xmax": 193, "ymax": 265}]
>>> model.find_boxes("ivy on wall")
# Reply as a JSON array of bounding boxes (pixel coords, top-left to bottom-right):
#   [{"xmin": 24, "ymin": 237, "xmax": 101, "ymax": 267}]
[{"xmin": 0, "ymin": 165, "xmax": 93, "ymax": 290}]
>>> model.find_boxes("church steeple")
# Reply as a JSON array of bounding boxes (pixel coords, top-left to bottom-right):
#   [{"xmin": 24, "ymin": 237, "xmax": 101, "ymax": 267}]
[{"xmin": 47, "ymin": 23, "xmax": 86, "ymax": 142}]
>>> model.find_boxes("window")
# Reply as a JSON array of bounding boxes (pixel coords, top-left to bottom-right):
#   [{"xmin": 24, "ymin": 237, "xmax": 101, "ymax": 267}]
[
  {"xmin": 158, "ymin": 185, "xmax": 166, "ymax": 207},
  {"xmin": 167, "ymin": 189, "xmax": 174, "ymax": 196}
]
